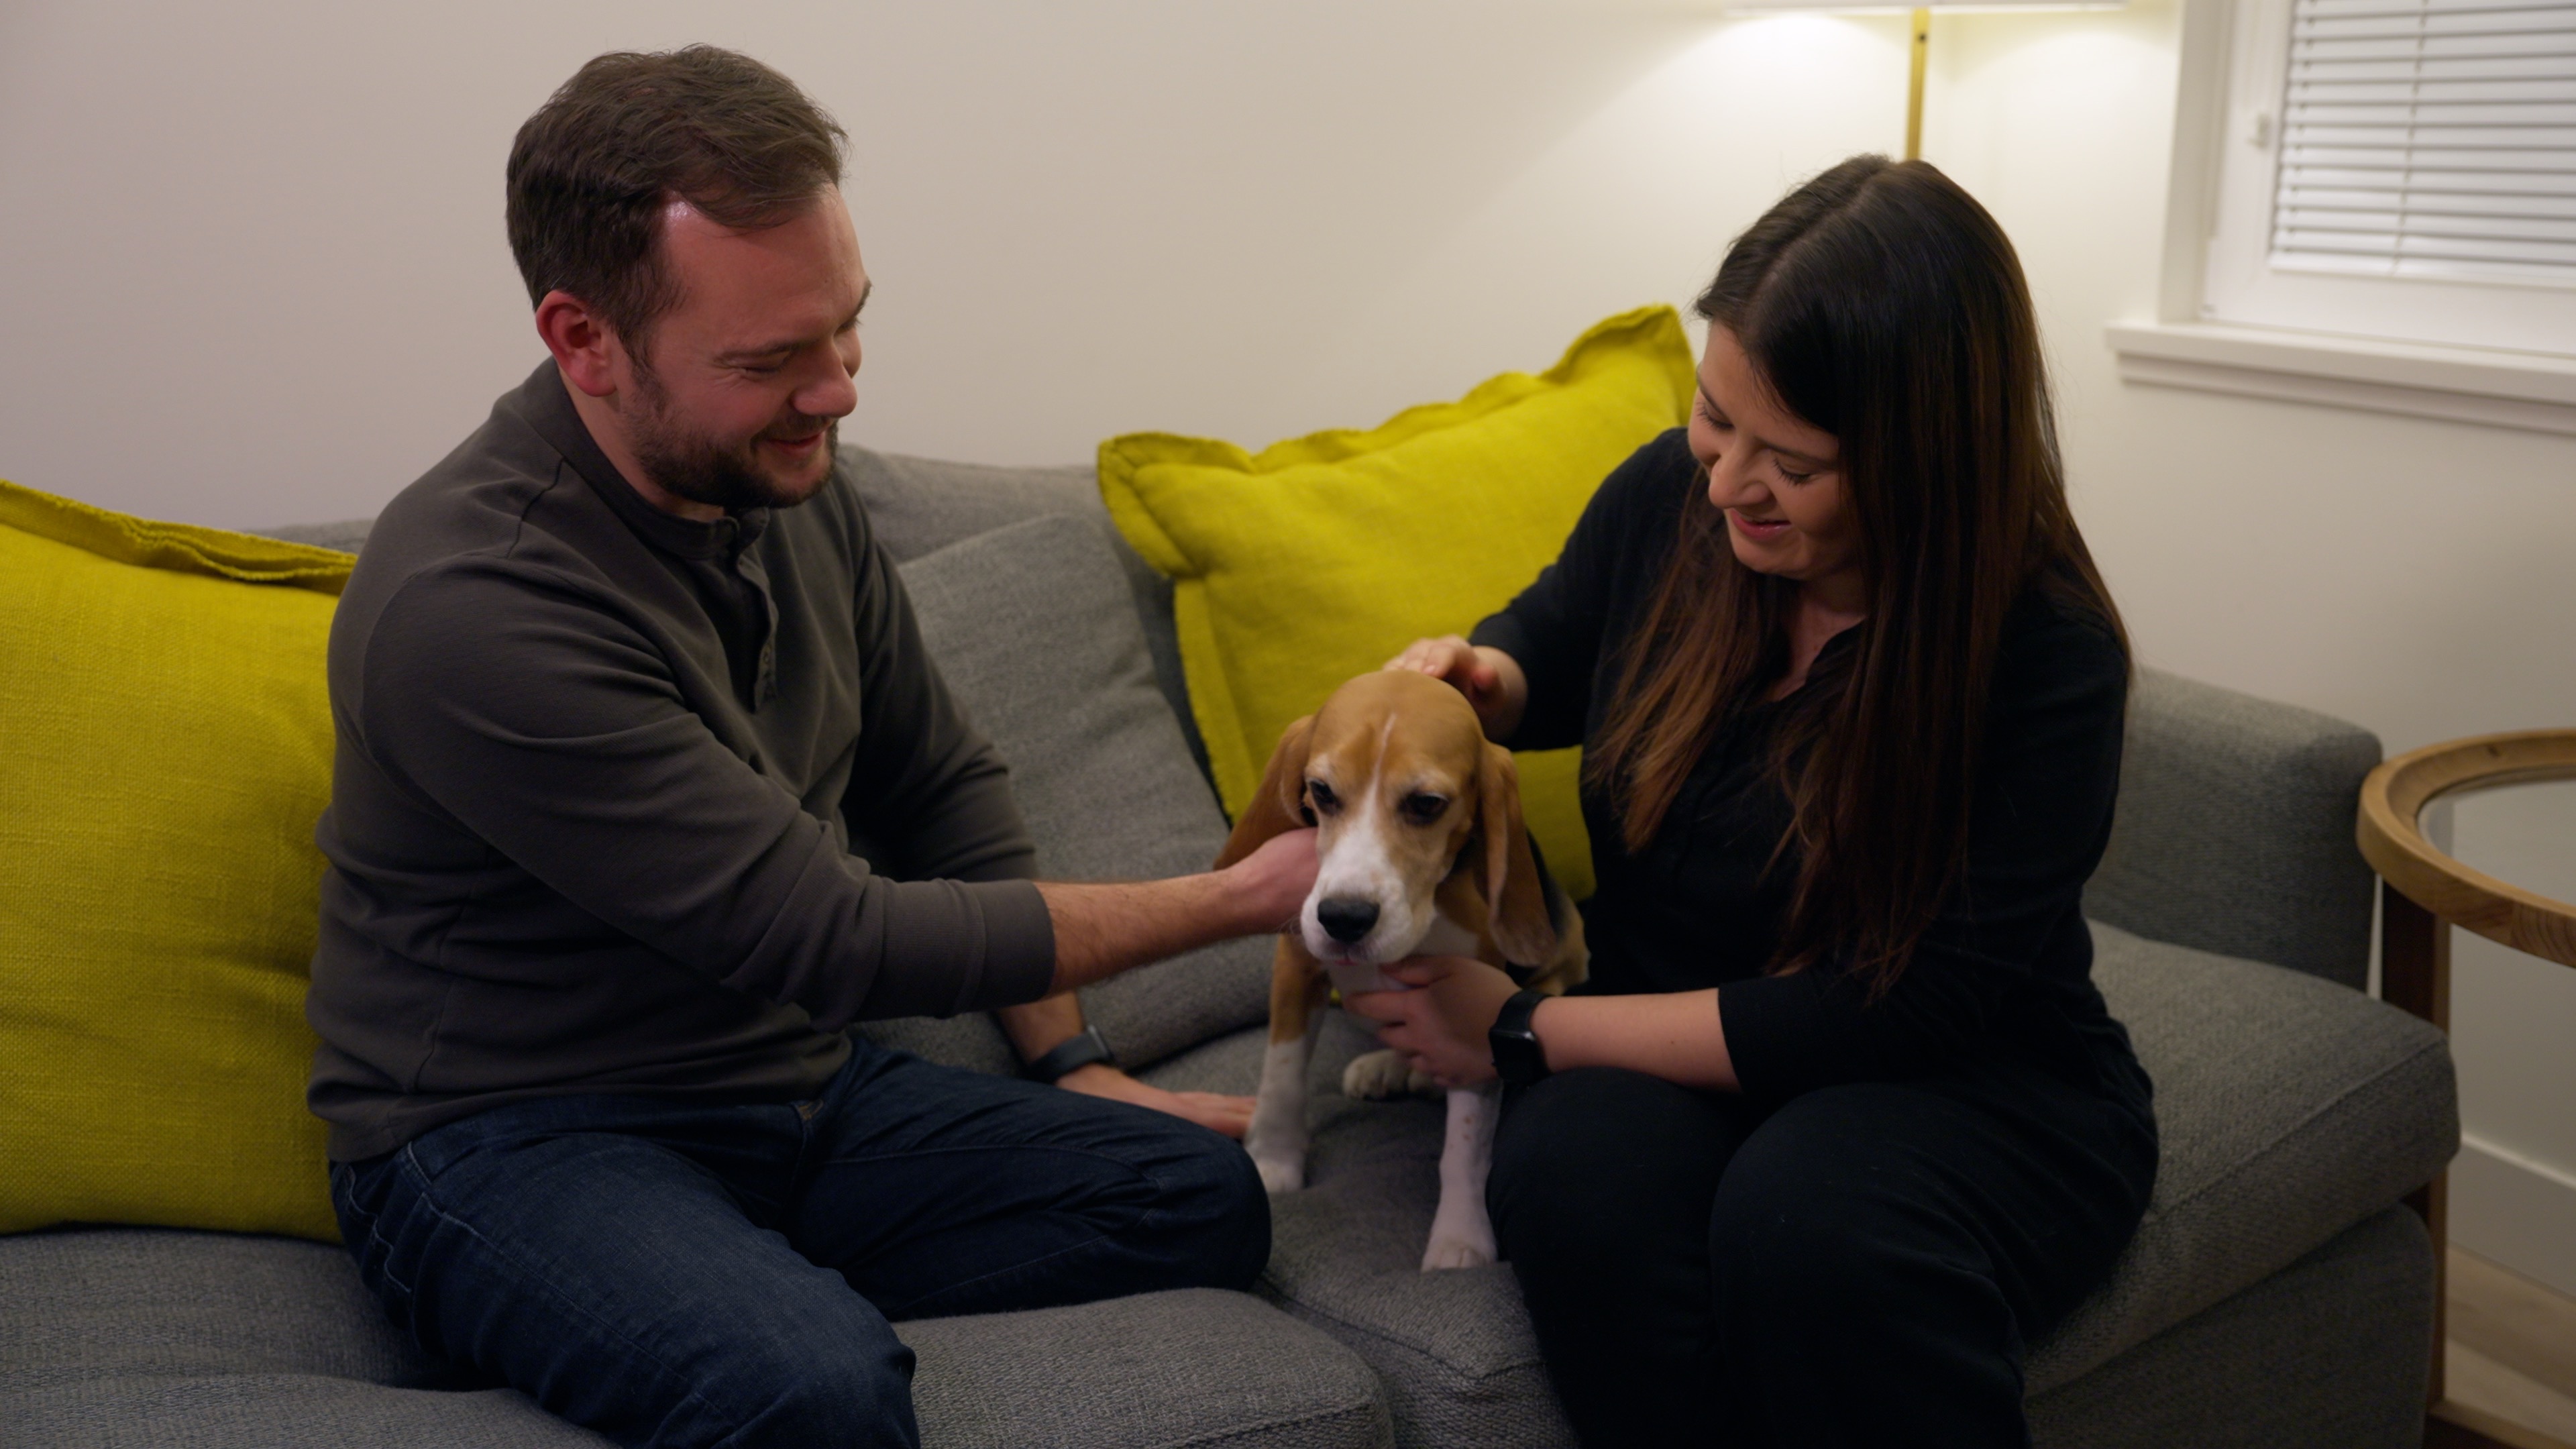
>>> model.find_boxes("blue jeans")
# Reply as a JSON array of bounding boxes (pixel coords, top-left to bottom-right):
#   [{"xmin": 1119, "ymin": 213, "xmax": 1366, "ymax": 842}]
[{"xmin": 329, "ymin": 1036, "xmax": 1269, "ymax": 1449}]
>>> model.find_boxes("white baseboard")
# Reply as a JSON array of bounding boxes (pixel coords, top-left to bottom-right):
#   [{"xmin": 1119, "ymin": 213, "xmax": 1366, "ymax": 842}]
[{"xmin": 2451, "ymin": 1134, "xmax": 2576, "ymax": 1299}]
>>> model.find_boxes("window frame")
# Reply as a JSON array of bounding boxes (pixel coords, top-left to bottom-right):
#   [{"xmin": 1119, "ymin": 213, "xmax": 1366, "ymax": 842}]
[
  {"xmin": 2108, "ymin": 0, "xmax": 2576, "ymax": 436},
  {"xmin": 2198, "ymin": 0, "xmax": 2576, "ymax": 356}
]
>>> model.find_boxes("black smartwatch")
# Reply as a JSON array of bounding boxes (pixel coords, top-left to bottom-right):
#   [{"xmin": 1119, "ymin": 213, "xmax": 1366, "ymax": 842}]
[
  {"xmin": 1489, "ymin": 989, "xmax": 1552, "ymax": 1087},
  {"xmin": 1024, "ymin": 1024, "xmax": 1116, "ymax": 1084}
]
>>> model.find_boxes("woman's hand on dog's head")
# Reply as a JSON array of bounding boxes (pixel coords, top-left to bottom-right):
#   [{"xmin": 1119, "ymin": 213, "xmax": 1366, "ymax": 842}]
[
  {"xmin": 1344, "ymin": 955, "xmax": 1520, "ymax": 1088},
  {"xmin": 1384, "ymin": 637, "xmax": 1528, "ymax": 741}
]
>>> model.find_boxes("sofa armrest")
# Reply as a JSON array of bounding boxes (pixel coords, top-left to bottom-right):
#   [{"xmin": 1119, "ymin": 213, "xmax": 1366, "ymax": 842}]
[{"xmin": 2088, "ymin": 667, "xmax": 2383, "ymax": 990}]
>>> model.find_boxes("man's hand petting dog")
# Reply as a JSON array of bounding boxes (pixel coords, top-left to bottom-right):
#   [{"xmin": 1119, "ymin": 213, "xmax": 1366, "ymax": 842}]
[
  {"xmin": 1221, "ymin": 825, "xmax": 1325, "ymax": 936},
  {"xmin": 1055, "ymin": 1063, "xmax": 1257, "ymax": 1139},
  {"xmin": 1343, "ymin": 955, "xmax": 1523, "ymax": 1089}
]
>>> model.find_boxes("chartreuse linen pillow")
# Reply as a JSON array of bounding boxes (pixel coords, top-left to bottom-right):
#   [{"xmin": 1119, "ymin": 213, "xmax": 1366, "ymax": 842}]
[
  {"xmin": 1099, "ymin": 305, "xmax": 1696, "ymax": 900},
  {"xmin": 0, "ymin": 479, "xmax": 351, "ymax": 1242}
]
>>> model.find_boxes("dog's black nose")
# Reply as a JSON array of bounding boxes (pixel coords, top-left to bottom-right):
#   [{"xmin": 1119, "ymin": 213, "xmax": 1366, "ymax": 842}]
[{"xmin": 1316, "ymin": 896, "xmax": 1380, "ymax": 944}]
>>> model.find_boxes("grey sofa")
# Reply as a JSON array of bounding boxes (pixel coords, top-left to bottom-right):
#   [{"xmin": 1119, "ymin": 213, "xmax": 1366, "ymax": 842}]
[{"xmin": 0, "ymin": 446, "xmax": 2458, "ymax": 1449}]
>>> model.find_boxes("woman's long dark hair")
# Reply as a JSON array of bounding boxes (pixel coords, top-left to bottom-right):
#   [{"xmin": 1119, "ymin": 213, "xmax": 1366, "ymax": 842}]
[{"xmin": 1586, "ymin": 156, "xmax": 2126, "ymax": 998}]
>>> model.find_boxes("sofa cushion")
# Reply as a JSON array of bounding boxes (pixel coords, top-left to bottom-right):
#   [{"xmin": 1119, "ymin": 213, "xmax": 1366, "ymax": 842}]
[
  {"xmin": 1140, "ymin": 922, "xmax": 2455, "ymax": 1444},
  {"xmin": 843, "ymin": 443, "xmax": 1211, "ymax": 782},
  {"xmin": 860, "ymin": 514, "xmax": 1269, "ymax": 1073},
  {"xmin": 1098, "ymin": 305, "xmax": 1700, "ymax": 902},
  {"xmin": 841, "ymin": 447, "xmax": 1101, "ymax": 561},
  {"xmin": 0, "ymin": 1227, "xmax": 1391, "ymax": 1449},
  {"xmin": 1, "ymin": 480, "xmax": 350, "ymax": 1242},
  {"xmin": 1146, "ymin": 1016, "xmax": 1573, "ymax": 1448},
  {"xmin": 5, "ymin": 1378, "xmax": 608, "ymax": 1449},
  {"xmin": 900, "ymin": 1289, "xmax": 1393, "ymax": 1449},
  {"xmin": 2026, "ymin": 1207, "xmax": 2434, "ymax": 1449},
  {"xmin": 0, "ymin": 1228, "xmax": 437, "ymax": 1392},
  {"xmin": 2025, "ymin": 921, "xmax": 2455, "ymax": 1390}
]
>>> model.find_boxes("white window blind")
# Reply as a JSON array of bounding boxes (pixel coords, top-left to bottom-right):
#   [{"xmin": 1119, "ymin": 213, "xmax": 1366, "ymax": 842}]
[{"xmin": 2269, "ymin": 0, "xmax": 2576, "ymax": 285}]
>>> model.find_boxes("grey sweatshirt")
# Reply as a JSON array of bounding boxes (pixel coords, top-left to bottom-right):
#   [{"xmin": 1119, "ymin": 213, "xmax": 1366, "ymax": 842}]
[{"xmin": 305, "ymin": 364, "xmax": 1057, "ymax": 1162}]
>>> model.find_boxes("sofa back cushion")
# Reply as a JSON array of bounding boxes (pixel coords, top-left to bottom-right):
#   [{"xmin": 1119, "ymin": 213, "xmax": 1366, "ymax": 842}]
[
  {"xmin": 859, "ymin": 513, "xmax": 1268, "ymax": 1073},
  {"xmin": 1, "ymin": 480, "xmax": 348, "ymax": 1242},
  {"xmin": 845, "ymin": 445, "xmax": 1211, "ymax": 784}
]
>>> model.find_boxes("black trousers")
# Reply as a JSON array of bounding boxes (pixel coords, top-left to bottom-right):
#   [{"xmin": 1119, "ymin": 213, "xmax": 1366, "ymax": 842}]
[{"xmin": 1489, "ymin": 1063, "xmax": 2156, "ymax": 1448}]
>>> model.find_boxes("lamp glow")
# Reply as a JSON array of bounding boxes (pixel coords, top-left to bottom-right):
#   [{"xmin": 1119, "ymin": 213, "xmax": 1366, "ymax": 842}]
[{"xmin": 1724, "ymin": 0, "xmax": 2125, "ymax": 160}]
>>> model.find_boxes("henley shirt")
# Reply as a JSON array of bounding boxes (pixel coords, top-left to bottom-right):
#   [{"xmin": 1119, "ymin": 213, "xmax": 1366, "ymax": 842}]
[{"xmin": 306, "ymin": 364, "xmax": 1058, "ymax": 1162}]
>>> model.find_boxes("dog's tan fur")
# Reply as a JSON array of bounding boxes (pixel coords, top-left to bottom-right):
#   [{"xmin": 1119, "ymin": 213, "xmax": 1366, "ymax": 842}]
[{"xmin": 1216, "ymin": 669, "xmax": 1588, "ymax": 1269}]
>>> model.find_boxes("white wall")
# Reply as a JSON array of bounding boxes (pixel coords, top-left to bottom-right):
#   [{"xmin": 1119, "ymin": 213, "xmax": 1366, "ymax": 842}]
[
  {"xmin": 1, "ymin": 0, "xmax": 1907, "ymax": 527},
  {"xmin": 5, "ymin": 0, "xmax": 2572, "ymax": 1289},
  {"xmin": 1917, "ymin": 3, "xmax": 2576, "ymax": 1295}
]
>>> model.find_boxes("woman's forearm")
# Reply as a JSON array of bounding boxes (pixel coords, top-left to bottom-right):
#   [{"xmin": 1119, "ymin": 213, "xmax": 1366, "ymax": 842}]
[{"xmin": 1532, "ymin": 988, "xmax": 1739, "ymax": 1091}]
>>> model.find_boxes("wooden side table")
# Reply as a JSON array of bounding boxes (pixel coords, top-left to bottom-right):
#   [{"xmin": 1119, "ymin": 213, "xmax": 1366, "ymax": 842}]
[{"xmin": 2357, "ymin": 729, "xmax": 2576, "ymax": 1449}]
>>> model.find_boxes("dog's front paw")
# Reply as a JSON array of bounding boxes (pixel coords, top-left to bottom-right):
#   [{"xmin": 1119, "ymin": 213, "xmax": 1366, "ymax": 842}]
[
  {"xmin": 1420, "ymin": 1226, "xmax": 1497, "ymax": 1271},
  {"xmin": 1342, "ymin": 1049, "xmax": 1436, "ymax": 1100},
  {"xmin": 1251, "ymin": 1150, "xmax": 1306, "ymax": 1193}
]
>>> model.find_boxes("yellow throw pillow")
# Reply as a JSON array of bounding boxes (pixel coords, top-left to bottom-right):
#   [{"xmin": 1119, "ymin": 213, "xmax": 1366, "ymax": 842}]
[
  {"xmin": 1099, "ymin": 305, "xmax": 1697, "ymax": 900},
  {"xmin": 0, "ymin": 479, "xmax": 350, "ymax": 1242}
]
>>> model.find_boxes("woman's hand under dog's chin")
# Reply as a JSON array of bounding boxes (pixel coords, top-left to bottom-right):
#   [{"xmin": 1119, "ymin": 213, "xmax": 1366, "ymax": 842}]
[{"xmin": 1343, "ymin": 955, "xmax": 1522, "ymax": 1089}]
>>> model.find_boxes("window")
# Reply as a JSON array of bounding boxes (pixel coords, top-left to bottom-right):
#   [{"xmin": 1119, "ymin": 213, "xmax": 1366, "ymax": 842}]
[{"xmin": 2200, "ymin": 0, "xmax": 2576, "ymax": 357}]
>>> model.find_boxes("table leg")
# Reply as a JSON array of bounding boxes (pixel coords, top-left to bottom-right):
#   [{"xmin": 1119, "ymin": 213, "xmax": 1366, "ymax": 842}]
[
  {"xmin": 2385, "ymin": 883, "xmax": 2452, "ymax": 1417},
  {"xmin": 2374, "ymin": 884, "xmax": 2567, "ymax": 1448}
]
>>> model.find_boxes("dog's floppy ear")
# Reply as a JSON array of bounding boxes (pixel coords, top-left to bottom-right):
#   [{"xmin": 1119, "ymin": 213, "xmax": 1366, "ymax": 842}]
[
  {"xmin": 1476, "ymin": 742, "xmax": 1556, "ymax": 965},
  {"xmin": 1215, "ymin": 714, "xmax": 1318, "ymax": 868}
]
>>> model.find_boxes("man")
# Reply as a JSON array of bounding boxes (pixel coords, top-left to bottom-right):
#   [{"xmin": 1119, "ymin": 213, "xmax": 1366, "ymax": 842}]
[{"xmin": 306, "ymin": 46, "xmax": 1316, "ymax": 1449}]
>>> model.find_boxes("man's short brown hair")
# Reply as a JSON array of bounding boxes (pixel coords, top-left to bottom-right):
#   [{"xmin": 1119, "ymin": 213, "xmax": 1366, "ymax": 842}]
[{"xmin": 506, "ymin": 46, "xmax": 847, "ymax": 351}]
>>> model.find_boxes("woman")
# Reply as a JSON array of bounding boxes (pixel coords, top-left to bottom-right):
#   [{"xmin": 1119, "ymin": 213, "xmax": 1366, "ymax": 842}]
[{"xmin": 1354, "ymin": 156, "xmax": 2158, "ymax": 1447}]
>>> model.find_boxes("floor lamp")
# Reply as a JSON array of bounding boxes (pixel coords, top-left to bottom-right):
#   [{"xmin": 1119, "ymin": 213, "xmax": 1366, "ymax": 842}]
[{"xmin": 1725, "ymin": 0, "xmax": 2123, "ymax": 161}]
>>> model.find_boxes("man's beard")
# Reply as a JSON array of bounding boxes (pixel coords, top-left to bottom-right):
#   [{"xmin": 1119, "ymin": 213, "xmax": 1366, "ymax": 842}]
[{"xmin": 623, "ymin": 368, "xmax": 837, "ymax": 515}]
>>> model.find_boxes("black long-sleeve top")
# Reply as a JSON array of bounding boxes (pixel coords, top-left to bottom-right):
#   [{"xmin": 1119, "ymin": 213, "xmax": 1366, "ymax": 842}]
[
  {"xmin": 306, "ymin": 364, "xmax": 1058, "ymax": 1162},
  {"xmin": 1471, "ymin": 429, "xmax": 2151, "ymax": 1112}
]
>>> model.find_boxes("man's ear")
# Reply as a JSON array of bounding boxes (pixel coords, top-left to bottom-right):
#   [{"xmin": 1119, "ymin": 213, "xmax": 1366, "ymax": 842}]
[
  {"xmin": 1215, "ymin": 714, "xmax": 1317, "ymax": 869},
  {"xmin": 534, "ymin": 288, "xmax": 624, "ymax": 400},
  {"xmin": 1477, "ymin": 742, "xmax": 1556, "ymax": 966}
]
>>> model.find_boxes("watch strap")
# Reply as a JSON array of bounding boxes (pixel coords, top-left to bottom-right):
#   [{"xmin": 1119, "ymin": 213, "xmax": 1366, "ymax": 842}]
[
  {"xmin": 1024, "ymin": 1024, "xmax": 1116, "ymax": 1084},
  {"xmin": 1489, "ymin": 989, "xmax": 1552, "ymax": 1087}
]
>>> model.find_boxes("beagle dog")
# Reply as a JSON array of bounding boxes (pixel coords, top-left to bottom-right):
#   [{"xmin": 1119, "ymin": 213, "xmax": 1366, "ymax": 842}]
[{"xmin": 1214, "ymin": 668, "xmax": 1588, "ymax": 1271}]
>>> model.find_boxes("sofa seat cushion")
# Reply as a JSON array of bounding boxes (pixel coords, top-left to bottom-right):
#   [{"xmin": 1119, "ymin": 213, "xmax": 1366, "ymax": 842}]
[
  {"xmin": 900, "ymin": 1290, "xmax": 1393, "ymax": 1449},
  {"xmin": 0, "ymin": 1226, "xmax": 1394, "ymax": 1449},
  {"xmin": 2027, "ymin": 1206, "xmax": 2434, "ymax": 1449},
  {"xmin": 1144, "ymin": 1017, "xmax": 1572, "ymax": 1448},
  {"xmin": 0, "ymin": 1228, "xmax": 436, "ymax": 1392},
  {"xmin": 7, "ymin": 1378, "xmax": 606, "ymax": 1449},
  {"xmin": 1141, "ymin": 922, "xmax": 2455, "ymax": 1444},
  {"xmin": 2026, "ymin": 922, "xmax": 2455, "ymax": 1391}
]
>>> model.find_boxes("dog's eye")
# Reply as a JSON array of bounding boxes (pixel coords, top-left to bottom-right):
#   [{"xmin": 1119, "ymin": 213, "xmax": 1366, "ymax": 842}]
[
  {"xmin": 1305, "ymin": 780, "xmax": 1339, "ymax": 816},
  {"xmin": 1399, "ymin": 793, "xmax": 1448, "ymax": 825}
]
